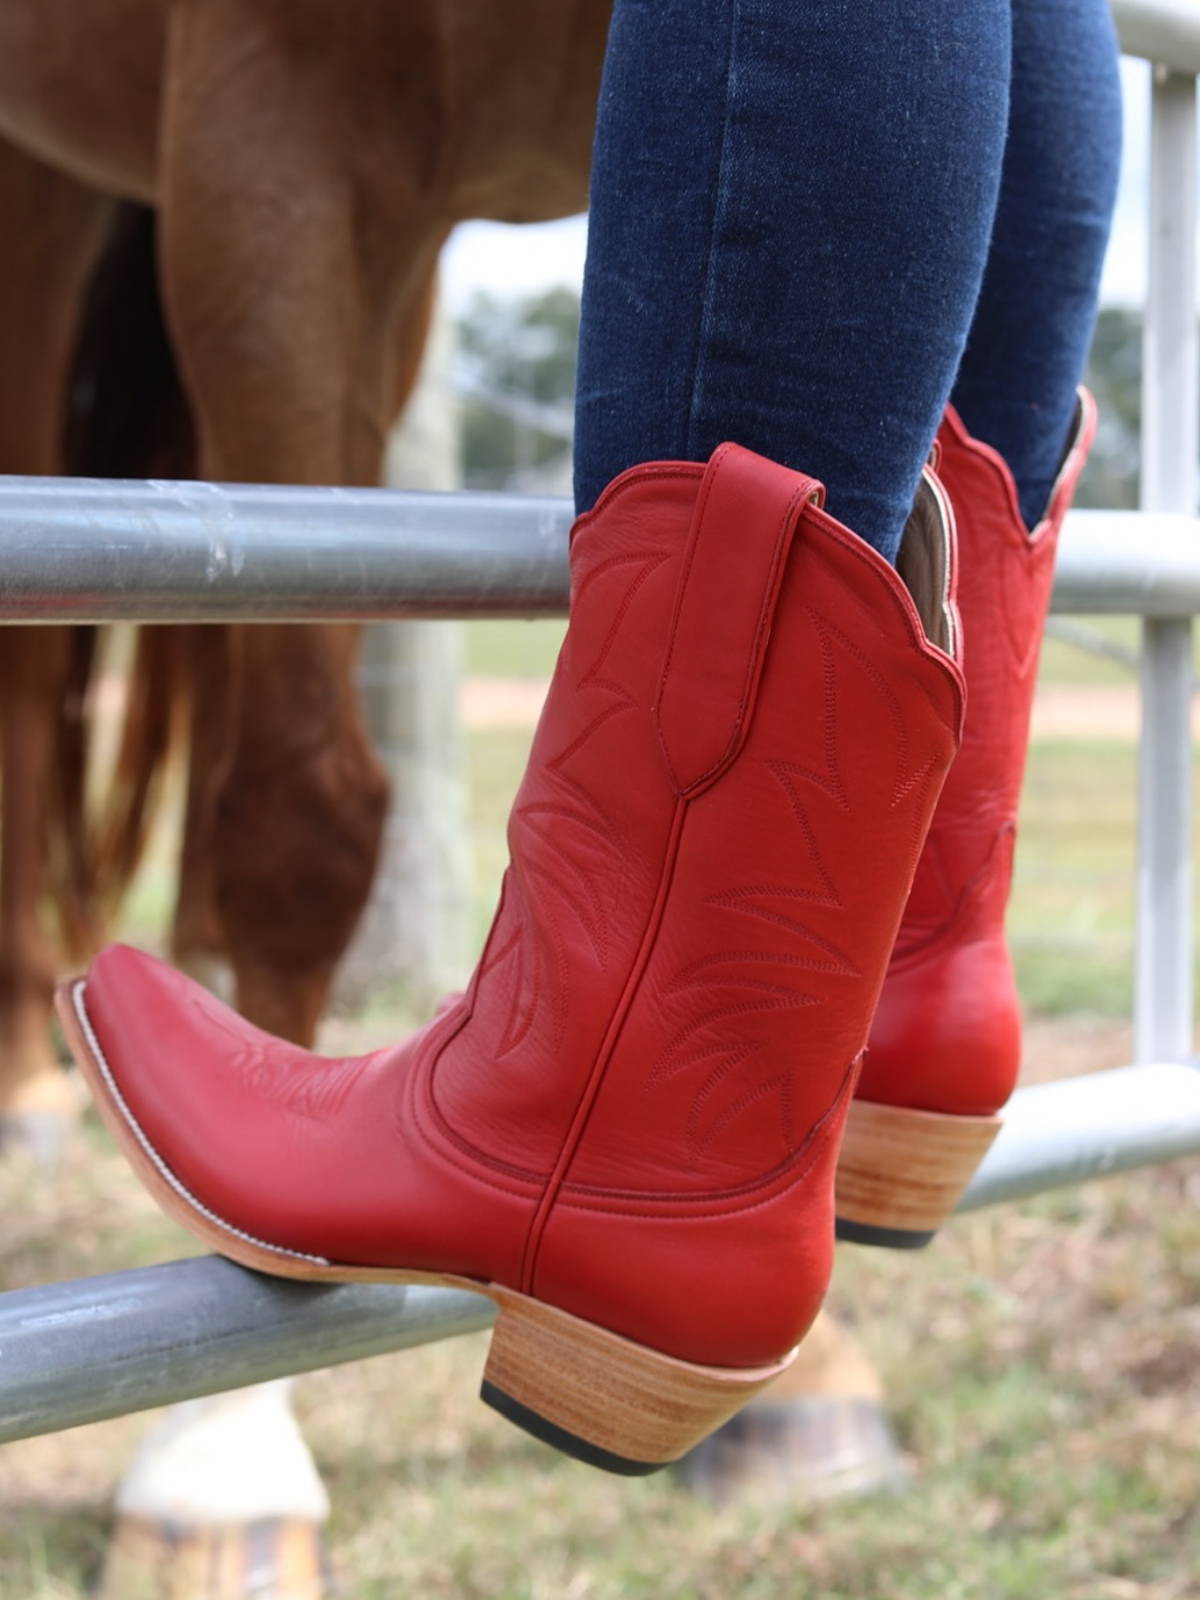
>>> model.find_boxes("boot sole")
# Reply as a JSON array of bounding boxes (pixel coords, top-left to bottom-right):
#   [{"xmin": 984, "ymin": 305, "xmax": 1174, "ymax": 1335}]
[
  {"xmin": 56, "ymin": 977, "xmax": 792, "ymax": 1475},
  {"xmin": 834, "ymin": 1098, "xmax": 1001, "ymax": 1248}
]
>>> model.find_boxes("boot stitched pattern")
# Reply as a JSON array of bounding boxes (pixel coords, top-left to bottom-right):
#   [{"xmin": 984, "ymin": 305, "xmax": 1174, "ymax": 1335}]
[
  {"xmin": 615, "ymin": 603, "xmax": 946, "ymax": 1188},
  {"xmin": 445, "ymin": 514, "xmax": 952, "ymax": 1204},
  {"xmin": 489, "ymin": 553, "xmax": 676, "ymax": 1055}
]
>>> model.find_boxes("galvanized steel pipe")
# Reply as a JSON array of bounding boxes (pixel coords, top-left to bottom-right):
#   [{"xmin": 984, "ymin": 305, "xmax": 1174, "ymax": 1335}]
[
  {"xmin": 0, "ymin": 1058, "xmax": 1197, "ymax": 1443},
  {"xmin": 0, "ymin": 480, "xmax": 1198, "ymax": 622},
  {"xmin": 0, "ymin": 476, "xmax": 573, "ymax": 622},
  {"xmin": 0, "ymin": 1258, "xmax": 494, "ymax": 1445},
  {"xmin": 958, "ymin": 1060, "xmax": 1200, "ymax": 1212}
]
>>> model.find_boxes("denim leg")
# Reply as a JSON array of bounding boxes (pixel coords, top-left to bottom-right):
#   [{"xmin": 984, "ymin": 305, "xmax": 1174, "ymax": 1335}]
[
  {"xmin": 950, "ymin": 0, "xmax": 1123, "ymax": 528},
  {"xmin": 573, "ymin": 0, "xmax": 1011, "ymax": 563}
]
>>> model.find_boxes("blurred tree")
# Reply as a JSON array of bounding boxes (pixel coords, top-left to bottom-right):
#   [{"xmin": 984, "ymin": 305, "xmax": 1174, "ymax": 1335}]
[
  {"xmin": 454, "ymin": 295, "xmax": 1159, "ymax": 509},
  {"xmin": 456, "ymin": 287, "xmax": 579, "ymax": 488},
  {"xmin": 1077, "ymin": 307, "xmax": 1142, "ymax": 510}
]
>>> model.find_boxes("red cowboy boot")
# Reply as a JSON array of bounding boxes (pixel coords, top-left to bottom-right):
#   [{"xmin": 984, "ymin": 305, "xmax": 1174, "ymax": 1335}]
[
  {"xmin": 836, "ymin": 392, "xmax": 1096, "ymax": 1247},
  {"xmin": 58, "ymin": 443, "xmax": 963, "ymax": 1474}
]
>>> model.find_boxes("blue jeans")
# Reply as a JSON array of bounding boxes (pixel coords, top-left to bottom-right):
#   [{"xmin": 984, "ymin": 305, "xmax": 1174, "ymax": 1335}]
[{"xmin": 574, "ymin": 0, "xmax": 1123, "ymax": 560}]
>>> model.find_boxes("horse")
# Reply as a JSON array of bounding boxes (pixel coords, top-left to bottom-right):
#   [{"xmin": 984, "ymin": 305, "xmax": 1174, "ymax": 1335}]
[{"xmin": 0, "ymin": 2, "xmax": 611, "ymax": 1591}]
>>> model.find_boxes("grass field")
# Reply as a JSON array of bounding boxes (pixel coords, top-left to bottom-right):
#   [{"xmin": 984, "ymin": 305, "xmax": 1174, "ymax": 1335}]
[{"xmin": 0, "ymin": 614, "xmax": 1198, "ymax": 1599}]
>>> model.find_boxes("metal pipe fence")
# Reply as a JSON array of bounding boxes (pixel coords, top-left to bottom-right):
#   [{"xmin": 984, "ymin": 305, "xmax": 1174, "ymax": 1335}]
[
  {"xmin": 0, "ymin": 484, "xmax": 1198, "ymax": 624},
  {"xmin": 0, "ymin": 0, "xmax": 1196, "ymax": 1445},
  {"xmin": 1111, "ymin": 0, "xmax": 1200, "ymax": 73}
]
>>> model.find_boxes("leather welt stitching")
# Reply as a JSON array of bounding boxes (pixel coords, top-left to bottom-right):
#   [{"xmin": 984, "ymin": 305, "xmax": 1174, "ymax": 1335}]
[{"xmin": 70, "ymin": 980, "xmax": 333, "ymax": 1268}]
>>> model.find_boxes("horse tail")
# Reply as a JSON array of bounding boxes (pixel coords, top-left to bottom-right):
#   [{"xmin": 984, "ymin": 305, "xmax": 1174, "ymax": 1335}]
[
  {"xmin": 45, "ymin": 201, "xmax": 195, "ymax": 957},
  {"xmin": 89, "ymin": 627, "xmax": 190, "ymax": 939},
  {"xmin": 45, "ymin": 625, "xmax": 102, "ymax": 958}
]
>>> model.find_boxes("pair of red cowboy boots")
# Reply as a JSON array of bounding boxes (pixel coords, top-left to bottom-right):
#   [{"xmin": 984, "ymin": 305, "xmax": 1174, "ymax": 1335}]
[{"xmin": 58, "ymin": 396, "xmax": 1093, "ymax": 1475}]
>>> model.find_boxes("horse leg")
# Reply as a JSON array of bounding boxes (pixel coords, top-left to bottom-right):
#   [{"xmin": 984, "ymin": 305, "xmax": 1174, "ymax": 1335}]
[
  {"xmin": 99, "ymin": 22, "xmax": 438, "ymax": 1599},
  {"xmin": 0, "ymin": 137, "xmax": 112, "ymax": 1148},
  {"xmin": 154, "ymin": 6, "xmax": 449, "ymax": 1045},
  {"xmin": 168, "ymin": 624, "xmax": 238, "ymax": 1001},
  {"xmin": 210, "ymin": 622, "xmax": 392, "ymax": 1045},
  {"xmin": 675, "ymin": 1307, "xmax": 903, "ymax": 1505},
  {"xmin": 173, "ymin": 616, "xmax": 391, "ymax": 1045}
]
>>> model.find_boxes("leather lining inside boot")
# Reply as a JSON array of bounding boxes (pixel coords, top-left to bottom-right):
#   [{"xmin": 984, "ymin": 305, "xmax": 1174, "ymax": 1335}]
[{"xmin": 895, "ymin": 475, "xmax": 956, "ymax": 657}]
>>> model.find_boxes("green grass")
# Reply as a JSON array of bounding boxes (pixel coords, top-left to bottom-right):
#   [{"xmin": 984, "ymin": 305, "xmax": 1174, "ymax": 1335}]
[
  {"xmin": 1012, "ymin": 738, "xmax": 1144, "ymax": 1016},
  {"xmin": 464, "ymin": 619, "xmax": 566, "ymax": 680}
]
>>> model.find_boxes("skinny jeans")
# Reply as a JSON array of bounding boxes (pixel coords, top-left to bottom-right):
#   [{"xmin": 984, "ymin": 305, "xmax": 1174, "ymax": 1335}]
[{"xmin": 574, "ymin": 0, "xmax": 1124, "ymax": 561}]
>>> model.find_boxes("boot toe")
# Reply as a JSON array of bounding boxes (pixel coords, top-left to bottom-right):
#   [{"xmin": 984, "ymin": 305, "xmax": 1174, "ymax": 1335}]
[{"xmin": 58, "ymin": 945, "xmax": 346, "ymax": 1268}]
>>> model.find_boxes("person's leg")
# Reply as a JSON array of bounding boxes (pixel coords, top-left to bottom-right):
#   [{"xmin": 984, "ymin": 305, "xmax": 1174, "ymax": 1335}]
[
  {"xmin": 950, "ymin": 0, "xmax": 1123, "ymax": 528},
  {"xmin": 574, "ymin": 0, "xmax": 1012, "ymax": 563}
]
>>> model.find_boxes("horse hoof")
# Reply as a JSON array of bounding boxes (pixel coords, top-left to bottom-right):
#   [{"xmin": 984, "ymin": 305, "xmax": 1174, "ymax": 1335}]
[
  {"xmin": 674, "ymin": 1308, "xmax": 906, "ymax": 1505},
  {"xmin": 95, "ymin": 1513, "xmax": 332, "ymax": 1600},
  {"xmin": 673, "ymin": 1392, "xmax": 906, "ymax": 1506},
  {"xmin": 99, "ymin": 1384, "xmax": 332, "ymax": 1599},
  {"xmin": 0, "ymin": 1069, "xmax": 84, "ymax": 1166}
]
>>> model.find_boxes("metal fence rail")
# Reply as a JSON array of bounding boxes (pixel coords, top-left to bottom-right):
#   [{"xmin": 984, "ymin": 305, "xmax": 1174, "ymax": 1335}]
[
  {"xmin": 0, "ymin": 1262, "xmax": 495, "ymax": 1445},
  {"xmin": 0, "ymin": 1045, "xmax": 1197, "ymax": 1445},
  {"xmin": 0, "ymin": 476, "xmax": 573, "ymax": 622},
  {"xmin": 0, "ymin": 483, "xmax": 1199, "ymax": 623},
  {"xmin": 0, "ymin": 0, "xmax": 1196, "ymax": 1445},
  {"xmin": 1111, "ymin": 0, "xmax": 1200, "ymax": 73}
]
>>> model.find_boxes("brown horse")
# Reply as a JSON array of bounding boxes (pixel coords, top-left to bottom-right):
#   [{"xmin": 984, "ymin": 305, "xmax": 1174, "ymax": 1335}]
[
  {"xmin": 0, "ymin": 6, "xmax": 611, "ymax": 1593},
  {"xmin": 0, "ymin": 0, "xmax": 612, "ymax": 1134}
]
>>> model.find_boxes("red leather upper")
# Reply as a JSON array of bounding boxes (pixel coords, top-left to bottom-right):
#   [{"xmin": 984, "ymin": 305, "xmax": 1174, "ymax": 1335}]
[
  {"xmin": 859, "ymin": 393, "xmax": 1096, "ymax": 1117},
  {"xmin": 79, "ymin": 443, "xmax": 963, "ymax": 1369}
]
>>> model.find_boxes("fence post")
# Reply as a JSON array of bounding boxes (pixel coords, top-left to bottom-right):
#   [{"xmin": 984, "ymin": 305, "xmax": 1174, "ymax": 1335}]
[
  {"xmin": 1135, "ymin": 62, "xmax": 1197, "ymax": 1063},
  {"xmin": 336, "ymin": 302, "xmax": 474, "ymax": 1013}
]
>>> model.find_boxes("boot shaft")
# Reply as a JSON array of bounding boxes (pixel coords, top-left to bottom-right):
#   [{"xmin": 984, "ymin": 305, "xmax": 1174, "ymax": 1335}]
[
  {"xmin": 893, "ymin": 392, "xmax": 1096, "ymax": 958},
  {"xmin": 418, "ymin": 448, "xmax": 966, "ymax": 1365},
  {"xmin": 437, "ymin": 450, "xmax": 963, "ymax": 1187},
  {"xmin": 856, "ymin": 392, "xmax": 1096, "ymax": 1133}
]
